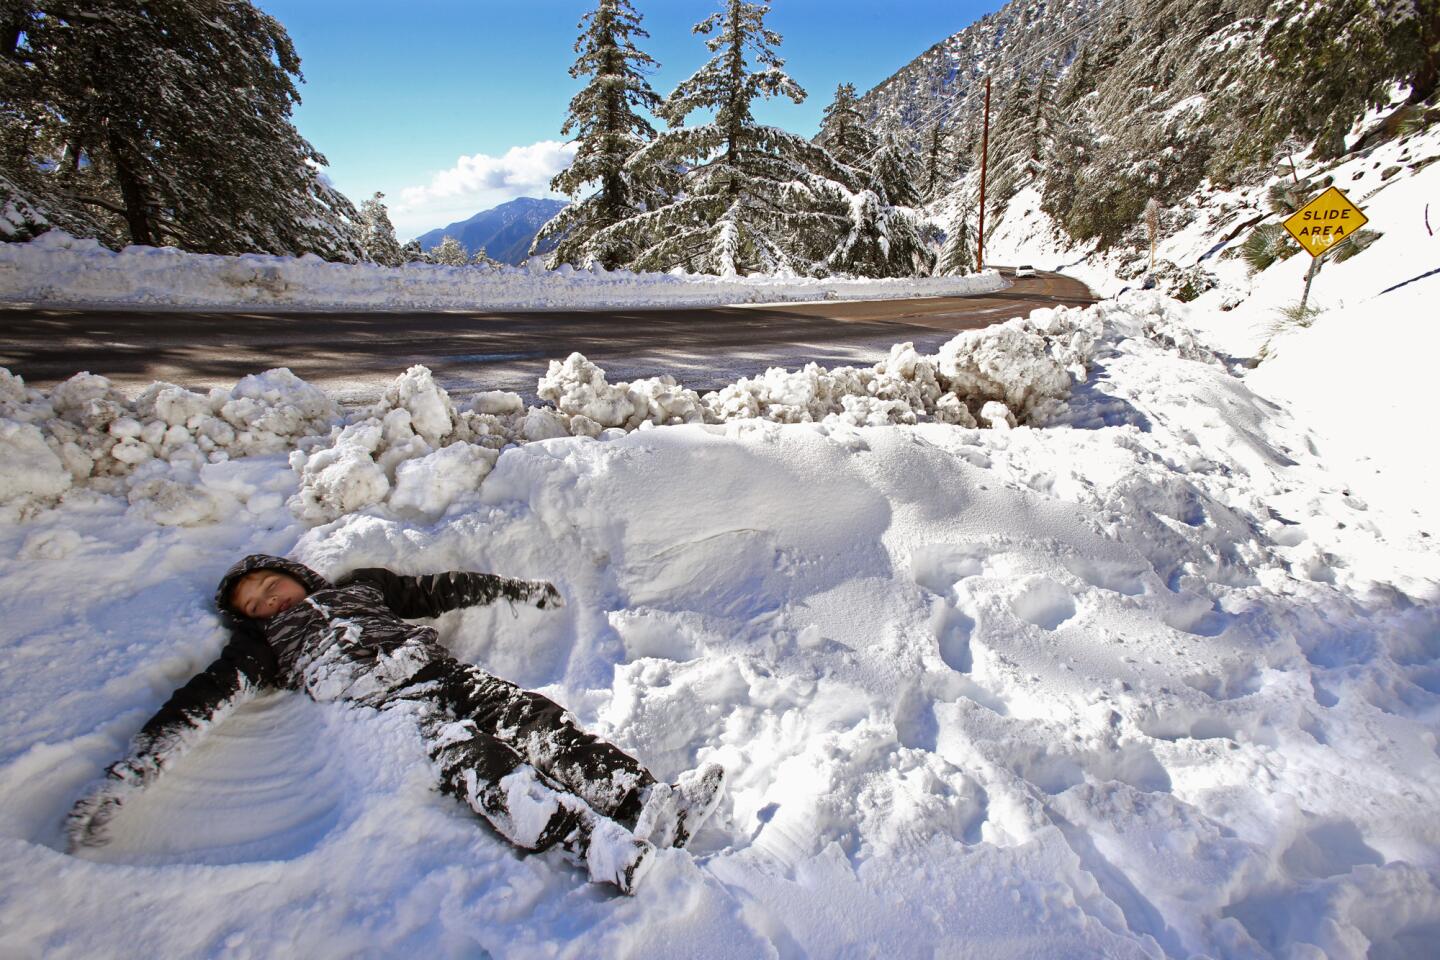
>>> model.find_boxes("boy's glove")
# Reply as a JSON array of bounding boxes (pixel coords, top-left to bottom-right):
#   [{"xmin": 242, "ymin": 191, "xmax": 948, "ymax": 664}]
[
  {"xmin": 65, "ymin": 777, "xmax": 129, "ymax": 851},
  {"xmin": 67, "ymin": 792, "xmax": 121, "ymax": 851},
  {"xmin": 530, "ymin": 581, "xmax": 564, "ymax": 610}
]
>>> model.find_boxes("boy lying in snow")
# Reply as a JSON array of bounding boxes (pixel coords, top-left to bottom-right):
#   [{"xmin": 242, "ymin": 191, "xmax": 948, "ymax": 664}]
[{"xmin": 66, "ymin": 554, "xmax": 726, "ymax": 894}]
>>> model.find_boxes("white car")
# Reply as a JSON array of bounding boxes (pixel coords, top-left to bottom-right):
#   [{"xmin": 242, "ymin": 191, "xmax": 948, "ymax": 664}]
[{"xmin": 1014, "ymin": 264, "xmax": 1037, "ymax": 278}]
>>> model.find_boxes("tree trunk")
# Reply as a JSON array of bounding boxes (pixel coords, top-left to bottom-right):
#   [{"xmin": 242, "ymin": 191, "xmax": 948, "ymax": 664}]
[
  {"xmin": 1409, "ymin": 50, "xmax": 1437, "ymax": 105},
  {"xmin": 1, "ymin": 5, "xmax": 26, "ymax": 59},
  {"xmin": 1408, "ymin": 2, "xmax": 1438, "ymax": 104},
  {"xmin": 725, "ymin": 0, "xmax": 743, "ymax": 175},
  {"xmin": 106, "ymin": 128, "xmax": 157, "ymax": 246}
]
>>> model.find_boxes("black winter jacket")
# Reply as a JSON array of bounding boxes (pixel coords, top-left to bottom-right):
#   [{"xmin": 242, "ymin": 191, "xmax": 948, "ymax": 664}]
[{"xmin": 67, "ymin": 554, "xmax": 560, "ymax": 849}]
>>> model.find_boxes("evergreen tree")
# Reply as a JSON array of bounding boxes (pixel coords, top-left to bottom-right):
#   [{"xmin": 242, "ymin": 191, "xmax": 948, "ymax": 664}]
[
  {"xmin": 921, "ymin": 120, "xmax": 952, "ymax": 201},
  {"xmin": 826, "ymin": 189, "xmax": 935, "ymax": 277},
  {"xmin": 817, "ymin": 82, "xmax": 878, "ymax": 170},
  {"xmin": 1026, "ymin": 72, "xmax": 1058, "ymax": 168},
  {"xmin": 985, "ymin": 73, "xmax": 1050, "ymax": 212},
  {"xmin": 359, "ymin": 192, "xmax": 403, "ymax": 266},
  {"xmin": 595, "ymin": 0, "xmax": 852, "ymax": 276},
  {"xmin": 866, "ymin": 131, "xmax": 923, "ymax": 207},
  {"xmin": 533, "ymin": 0, "xmax": 664, "ymax": 269},
  {"xmin": 470, "ymin": 247, "xmax": 502, "ymax": 267},
  {"xmin": 1, "ymin": 0, "xmax": 361, "ymax": 259},
  {"xmin": 431, "ymin": 235, "xmax": 468, "ymax": 266},
  {"xmin": 936, "ymin": 199, "xmax": 975, "ymax": 276},
  {"xmin": 947, "ymin": 120, "xmax": 978, "ymax": 184},
  {"xmin": 812, "ymin": 83, "xmax": 933, "ymax": 276},
  {"xmin": 400, "ymin": 239, "xmax": 427, "ymax": 264}
]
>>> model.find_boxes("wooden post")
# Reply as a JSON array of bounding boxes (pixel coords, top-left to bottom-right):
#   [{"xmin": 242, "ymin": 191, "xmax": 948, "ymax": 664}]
[
  {"xmin": 977, "ymin": 76, "xmax": 991, "ymax": 271},
  {"xmin": 1300, "ymin": 249, "xmax": 1328, "ymax": 311}
]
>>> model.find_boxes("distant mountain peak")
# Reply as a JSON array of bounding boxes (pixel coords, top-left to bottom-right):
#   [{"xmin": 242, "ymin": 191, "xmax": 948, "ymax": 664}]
[{"xmin": 416, "ymin": 197, "xmax": 568, "ymax": 265}]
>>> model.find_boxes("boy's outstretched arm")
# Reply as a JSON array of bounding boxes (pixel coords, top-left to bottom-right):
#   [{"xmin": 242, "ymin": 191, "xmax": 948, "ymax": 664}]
[
  {"xmin": 65, "ymin": 623, "xmax": 279, "ymax": 852},
  {"xmin": 341, "ymin": 568, "xmax": 564, "ymax": 620}
]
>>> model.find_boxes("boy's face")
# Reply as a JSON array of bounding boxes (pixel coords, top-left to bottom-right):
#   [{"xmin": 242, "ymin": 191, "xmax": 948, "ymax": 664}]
[{"xmin": 230, "ymin": 569, "xmax": 309, "ymax": 620}]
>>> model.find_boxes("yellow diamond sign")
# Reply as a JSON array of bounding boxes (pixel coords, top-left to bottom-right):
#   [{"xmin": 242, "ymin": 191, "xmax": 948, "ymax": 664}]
[{"xmin": 1284, "ymin": 186, "xmax": 1368, "ymax": 257}]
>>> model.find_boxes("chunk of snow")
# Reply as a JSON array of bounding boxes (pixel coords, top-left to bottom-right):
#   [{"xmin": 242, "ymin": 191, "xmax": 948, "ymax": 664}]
[
  {"xmin": 388, "ymin": 443, "xmax": 498, "ymax": 521},
  {"xmin": 0, "ymin": 418, "xmax": 72, "ymax": 507}
]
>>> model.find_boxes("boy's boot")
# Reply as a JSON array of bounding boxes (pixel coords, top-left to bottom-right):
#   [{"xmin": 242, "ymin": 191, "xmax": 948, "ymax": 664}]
[
  {"xmin": 633, "ymin": 761, "xmax": 727, "ymax": 849},
  {"xmin": 562, "ymin": 807, "xmax": 657, "ymax": 895}
]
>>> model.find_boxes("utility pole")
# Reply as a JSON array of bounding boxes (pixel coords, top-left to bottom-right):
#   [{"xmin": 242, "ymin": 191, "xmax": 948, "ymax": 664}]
[
  {"xmin": 977, "ymin": 76, "xmax": 991, "ymax": 271},
  {"xmin": 1145, "ymin": 198, "xmax": 1160, "ymax": 273}
]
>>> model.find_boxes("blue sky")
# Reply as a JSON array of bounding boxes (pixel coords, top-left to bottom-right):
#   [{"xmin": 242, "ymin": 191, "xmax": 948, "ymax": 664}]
[{"xmin": 256, "ymin": 0, "xmax": 1004, "ymax": 239}]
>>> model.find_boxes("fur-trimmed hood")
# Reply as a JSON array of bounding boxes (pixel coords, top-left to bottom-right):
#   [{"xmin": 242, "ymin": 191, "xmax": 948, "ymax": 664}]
[{"xmin": 215, "ymin": 555, "xmax": 331, "ymax": 618}]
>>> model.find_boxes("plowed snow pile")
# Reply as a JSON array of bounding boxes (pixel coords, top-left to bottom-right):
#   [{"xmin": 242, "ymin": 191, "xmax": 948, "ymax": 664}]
[
  {"xmin": 1, "ymin": 290, "xmax": 1438, "ymax": 959},
  {"xmin": 0, "ymin": 229, "xmax": 1005, "ymax": 310}
]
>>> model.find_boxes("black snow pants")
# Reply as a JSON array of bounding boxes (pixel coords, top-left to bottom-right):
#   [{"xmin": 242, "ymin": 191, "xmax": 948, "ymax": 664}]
[{"xmin": 380, "ymin": 656, "xmax": 656, "ymax": 852}]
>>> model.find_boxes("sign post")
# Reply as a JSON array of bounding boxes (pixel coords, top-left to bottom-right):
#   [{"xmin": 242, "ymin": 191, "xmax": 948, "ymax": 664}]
[{"xmin": 1283, "ymin": 186, "xmax": 1369, "ymax": 309}]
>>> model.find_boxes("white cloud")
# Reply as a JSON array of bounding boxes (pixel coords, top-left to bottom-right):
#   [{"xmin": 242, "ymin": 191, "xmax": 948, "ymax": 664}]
[{"xmin": 389, "ymin": 140, "xmax": 577, "ymax": 240}]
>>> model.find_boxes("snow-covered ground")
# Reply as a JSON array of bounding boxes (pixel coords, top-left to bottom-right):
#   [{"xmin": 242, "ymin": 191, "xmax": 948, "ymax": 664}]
[
  {"xmin": 0, "ymin": 231, "xmax": 1004, "ymax": 311},
  {"xmin": 2, "ymin": 129, "xmax": 1439, "ymax": 959}
]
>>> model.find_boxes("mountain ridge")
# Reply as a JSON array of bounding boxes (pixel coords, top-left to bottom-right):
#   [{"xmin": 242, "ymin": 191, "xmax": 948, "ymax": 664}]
[{"xmin": 415, "ymin": 197, "xmax": 567, "ymax": 265}]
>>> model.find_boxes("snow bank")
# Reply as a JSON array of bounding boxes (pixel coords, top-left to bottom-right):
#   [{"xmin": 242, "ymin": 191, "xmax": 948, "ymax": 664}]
[
  {"xmin": 4, "ymin": 293, "xmax": 1211, "ymax": 526},
  {"xmin": 0, "ymin": 366, "xmax": 335, "ymax": 522},
  {"xmin": 280, "ymin": 293, "xmax": 1203, "ymax": 524},
  {"xmin": 979, "ymin": 115, "xmax": 1440, "ymax": 360},
  {"xmin": 0, "ymin": 230, "xmax": 1006, "ymax": 311}
]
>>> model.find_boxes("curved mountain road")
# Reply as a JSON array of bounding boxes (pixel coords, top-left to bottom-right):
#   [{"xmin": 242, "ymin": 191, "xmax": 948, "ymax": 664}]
[{"xmin": 0, "ymin": 271, "xmax": 1094, "ymax": 402}]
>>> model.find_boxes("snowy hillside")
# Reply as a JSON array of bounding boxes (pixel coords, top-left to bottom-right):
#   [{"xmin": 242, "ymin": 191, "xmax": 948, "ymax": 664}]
[
  {"xmin": 982, "ymin": 110, "xmax": 1440, "ymax": 531},
  {"xmin": 859, "ymin": 0, "xmax": 1106, "ymax": 146},
  {"xmin": 3, "ymin": 144, "xmax": 1440, "ymax": 959}
]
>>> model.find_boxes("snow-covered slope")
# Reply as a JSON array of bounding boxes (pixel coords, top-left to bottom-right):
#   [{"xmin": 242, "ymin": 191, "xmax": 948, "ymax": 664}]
[
  {"xmin": 2, "ymin": 253, "xmax": 1438, "ymax": 956},
  {"xmin": 981, "ymin": 115, "xmax": 1440, "ymax": 537}
]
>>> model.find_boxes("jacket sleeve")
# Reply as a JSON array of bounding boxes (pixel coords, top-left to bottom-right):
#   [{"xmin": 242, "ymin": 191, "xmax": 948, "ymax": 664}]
[
  {"xmin": 65, "ymin": 624, "xmax": 278, "ymax": 851},
  {"xmin": 341, "ymin": 568, "xmax": 564, "ymax": 620}
]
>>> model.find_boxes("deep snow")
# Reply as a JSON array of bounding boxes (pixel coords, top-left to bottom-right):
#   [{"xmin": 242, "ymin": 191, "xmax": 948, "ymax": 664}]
[{"xmin": 2, "ymin": 278, "xmax": 1439, "ymax": 957}]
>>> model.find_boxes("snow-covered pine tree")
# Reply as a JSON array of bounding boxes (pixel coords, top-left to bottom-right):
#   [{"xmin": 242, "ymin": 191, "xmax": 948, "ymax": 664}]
[
  {"xmin": 533, "ymin": 0, "xmax": 664, "ymax": 270},
  {"xmin": 983, "ymin": 70, "xmax": 1054, "ymax": 216},
  {"xmin": 400, "ymin": 239, "xmax": 427, "ymax": 263},
  {"xmin": 866, "ymin": 130, "xmax": 923, "ymax": 208},
  {"xmin": 823, "ymin": 127, "xmax": 933, "ymax": 278},
  {"xmin": 946, "ymin": 119, "xmax": 978, "ymax": 184},
  {"xmin": 921, "ymin": 120, "xmax": 952, "ymax": 202},
  {"xmin": 825, "ymin": 187, "xmax": 935, "ymax": 278},
  {"xmin": 431, "ymin": 236, "xmax": 468, "ymax": 266},
  {"xmin": 810, "ymin": 82, "xmax": 933, "ymax": 277},
  {"xmin": 470, "ymin": 247, "xmax": 502, "ymax": 268},
  {"xmin": 2, "ymin": 0, "xmax": 362, "ymax": 260},
  {"xmin": 935, "ymin": 198, "xmax": 975, "ymax": 276},
  {"xmin": 817, "ymin": 82, "xmax": 879, "ymax": 171},
  {"xmin": 359, "ymin": 192, "xmax": 403, "ymax": 266},
  {"xmin": 594, "ymin": 0, "xmax": 852, "ymax": 276}
]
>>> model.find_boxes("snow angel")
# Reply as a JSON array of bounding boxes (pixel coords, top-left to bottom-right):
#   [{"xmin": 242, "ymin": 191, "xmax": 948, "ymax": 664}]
[{"xmin": 65, "ymin": 554, "xmax": 726, "ymax": 894}]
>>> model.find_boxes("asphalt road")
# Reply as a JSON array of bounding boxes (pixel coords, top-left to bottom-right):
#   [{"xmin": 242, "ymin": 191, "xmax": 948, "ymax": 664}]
[{"xmin": 0, "ymin": 271, "xmax": 1095, "ymax": 402}]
